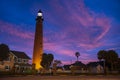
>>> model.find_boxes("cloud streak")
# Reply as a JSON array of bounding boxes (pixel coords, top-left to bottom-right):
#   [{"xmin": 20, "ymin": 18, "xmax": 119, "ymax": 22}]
[
  {"xmin": 0, "ymin": 21, "xmax": 34, "ymax": 40},
  {"xmin": 41, "ymin": 0, "xmax": 112, "ymax": 64},
  {"xmin": 0, "ymin": 21, "xmax": 34, "ymax": 58},
  {"xmin": 1, "ymin": 0, "xmax": 119, "ymax": 64}
]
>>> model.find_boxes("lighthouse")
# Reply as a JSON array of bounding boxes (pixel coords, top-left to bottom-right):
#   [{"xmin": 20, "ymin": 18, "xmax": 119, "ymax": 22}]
[{"xmin": 32, "ymin": 10, "xmax": 43, "ymax": 69}]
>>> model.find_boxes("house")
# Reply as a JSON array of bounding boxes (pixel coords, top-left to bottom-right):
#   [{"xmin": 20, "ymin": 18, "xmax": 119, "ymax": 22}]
[
  {"xmin": 63, "ymin": 64, "xmax": 71, "ymax": 70},
  {"xmin": 87, "ymin": 61, "xmax": 104, "ymax": 73},
  {"xmin": 0, "ymin": 50, "xmax": 32, "ymax": 73},
  {"xmin": 71, "ymin": 61, "xmax": 87, "ymax": 73}
]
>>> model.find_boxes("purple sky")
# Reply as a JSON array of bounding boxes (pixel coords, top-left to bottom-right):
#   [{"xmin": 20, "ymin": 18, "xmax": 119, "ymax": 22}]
[{"xmin": 0, "ymin": 0, "xmax": 120, "ymax": 64}]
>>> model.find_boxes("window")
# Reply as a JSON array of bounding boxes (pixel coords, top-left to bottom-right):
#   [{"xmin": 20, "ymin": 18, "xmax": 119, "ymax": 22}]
[
  {"xmin": 4, "ymin": 57, "xmax": 11, "ymax": 61},
  {"xmin": 23, "ymin": 59, "xmax": 28, "ymax": 63},
  {"xmin": 14, "ymin": 57, "xmax": 17, "ymax": 62},
  {"xmin": 18, "ymin": 58, "xmax": 21, "ymax": 62},
  {"xmin": 5, "ymin": 65, "xmax": 10, "ymax": 70},
  {"xmin": 23, "ymin": 60, "xmax": 26, "ymax": 62}
]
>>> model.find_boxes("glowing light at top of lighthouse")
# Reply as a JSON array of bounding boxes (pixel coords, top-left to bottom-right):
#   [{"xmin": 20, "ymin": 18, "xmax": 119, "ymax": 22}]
[{"xmin": 37, "ymin": 10, "xmax": 42, "ymax": 17}]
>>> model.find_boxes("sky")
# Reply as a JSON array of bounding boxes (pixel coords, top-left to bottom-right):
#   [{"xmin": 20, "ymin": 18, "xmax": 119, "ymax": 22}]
[{"xmin": 0, "ymin": 0, "xmax": 120, "ymax": 64}]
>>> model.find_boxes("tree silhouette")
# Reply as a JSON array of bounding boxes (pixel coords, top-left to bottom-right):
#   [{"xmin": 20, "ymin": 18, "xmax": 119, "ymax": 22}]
[
  {"xmin": 97, "ymin": 50, "xmax": 118, "ymax": 71},
  {"xmin": 0, "ymin": 43, "xmax": 10, "ymax": 61},
  {"xmin": 107, "ymin": 50, "xmax": 118, "ymax": 71},
  {"xmin": 54, "ymin": 60, "xmax": 62, "ymax": 66},
  {"xmin": 97, "ymin": 50, "xmax": 107, "ymax": 74},
  {"xmin": 75, "ymin": 52, "xmax": 80, "ymax": 61},
  {"xmin": 47, "ymin": 53, "xmax": 54, "ymax": 68},
  {"xmin": 97, "ymin": 50, "xmax": 107, "ymax": 61},
  {"xmin": 41, "ymin": 53, "xmax": 54, "ymax": 70},
  {"xmin": 41, "ymin": 53, "xmax": 48, "ymax": 69}
]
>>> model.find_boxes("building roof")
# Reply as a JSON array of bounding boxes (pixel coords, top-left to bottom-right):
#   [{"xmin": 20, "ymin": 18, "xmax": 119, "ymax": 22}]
[
  {"xmin": 87, "ymin": 61, "xmax": 104, "ymax": 67},
  {"xmin": 72, "ymin": 61, "xmax": 86, "ymax": 67},
  {"xmin": 11, "ymin": 50, "xmax": 31, "ymax": 59}
]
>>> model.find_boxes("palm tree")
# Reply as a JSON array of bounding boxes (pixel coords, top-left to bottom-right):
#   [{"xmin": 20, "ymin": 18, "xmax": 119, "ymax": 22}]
[
  {"xmin": 75, "ymin": 52, "xmax": 80, "ymax": 61},
  {"xmin": 0, "ymin": 43, "xmax": 10, "ymax": 61}
]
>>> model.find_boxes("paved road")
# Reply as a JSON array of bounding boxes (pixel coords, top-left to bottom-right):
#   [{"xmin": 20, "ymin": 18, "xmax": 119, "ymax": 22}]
[{"xmin": 0, "ymin": 75, "xmax": 120, "ymax": 80}]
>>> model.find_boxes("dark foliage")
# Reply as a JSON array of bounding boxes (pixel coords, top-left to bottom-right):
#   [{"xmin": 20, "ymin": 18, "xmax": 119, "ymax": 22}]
[
  {"xmin": 41, "ymin": 53, "xmax": 54, "ymax": 70},
  {"xmin": 0, "ymin": 43, "xmax": 10, "ymax": 61},
  {"xmin": 97, "ymin": 50, "xmax": 118, "ymax": 71}
]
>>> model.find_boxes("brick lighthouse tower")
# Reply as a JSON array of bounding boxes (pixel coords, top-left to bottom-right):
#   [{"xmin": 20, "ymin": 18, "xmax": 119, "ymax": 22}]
[{"xmin": 32, "ymin": 10, "xmax": 43, "ymax": 69}]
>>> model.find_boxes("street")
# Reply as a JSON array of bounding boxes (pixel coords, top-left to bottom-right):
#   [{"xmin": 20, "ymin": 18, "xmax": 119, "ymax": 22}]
[{"xmin": 0, "ymin": 75, "xmax": 120, "ymax": 80}]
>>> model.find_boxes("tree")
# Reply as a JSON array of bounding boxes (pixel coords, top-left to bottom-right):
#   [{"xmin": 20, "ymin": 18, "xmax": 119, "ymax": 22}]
[
  {"xmin": 97, "ymin": 50, "xmax": 107, "ymax": 74},
  {"xmin": 54, "ymin": 60, "xmax": 62, "ymax": 66},
  {"xmin": 97, "ymin": 50, "xmax": 107, "ymax": 61},
  {"xmin": 41, "ymin": 53, "xmax": 48, "ymax": 69},
  {"xmin": 41, "ymin": 53, "xmax": 54, "ymax": 70},
  {"xmin": 47, "ymin": 54, "xmax": 54, "ymax": 68},
  {"xmin": 0, "ymin": 43, "xmax": 10, "ymax": 61},
  {"xmin": 97, "ymin": 50, "xmax": 118, "ymax": 71},
  {"xmin": 75, "ymin": 52, "xmax": 80, "ymax": 61},
  {"xmin": 106, "ymin": 50, "xmax": 118, "ymax": 71}
]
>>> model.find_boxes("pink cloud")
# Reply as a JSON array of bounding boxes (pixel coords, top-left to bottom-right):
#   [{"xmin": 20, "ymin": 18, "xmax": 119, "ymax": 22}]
[
  {"xmin": 0, "ymin": 21, "xmax": 34, "ymax": 40},
  {"xmin": 106, "ymin": 47, "xmax": 120, "ymax": 51},
  {"xmin": 42, "ymin": 0, "xmax": 112, "ymax": 63},
  {"xmin": 78, "ymin": 42, "xmax": 103, "ymax": 50},
  {"xmin": 0, "ymin": 21, "xmax": 34, "ymax": 58},
  {"xmin": 0, "ymin": 0, "xmax": 113, "ymax": 64},
  {"xmin": 44, "ymin": 0, "xmax": 111, "ymax": 50}
]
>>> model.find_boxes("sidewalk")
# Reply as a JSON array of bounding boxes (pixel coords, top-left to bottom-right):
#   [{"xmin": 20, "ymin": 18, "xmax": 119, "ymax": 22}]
[{"xmin": 0, "ymin": 75, "xmax": 120, "ymax": 80}]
